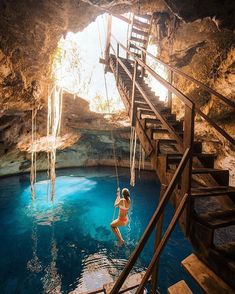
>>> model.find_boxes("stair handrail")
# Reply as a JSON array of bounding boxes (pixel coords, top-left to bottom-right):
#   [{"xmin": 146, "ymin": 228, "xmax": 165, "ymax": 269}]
[
  {"xmin": 132, "ymin": 42, "xmax": 235, "ymax": 109},
  {"xmin": 135, "ymin": 192, "xmax": 190, "ymax": 293},
  {"xmin": 114, "ymin": 54, "xmax": 184, "ymax": 150},
  {"xmin": 111, "ymin": 36, "xmax": 235, "ymax": 145},
  {"xmin": 111, "ymin": 35, "xmax": 194, "ymax": 110},
  {"xmin": 131, "ymin": 42, "xmax": 235, "ymax": 145},
  {"xmin": 110, "ymin": 148, "xmax": 191, "ymax": 293}
]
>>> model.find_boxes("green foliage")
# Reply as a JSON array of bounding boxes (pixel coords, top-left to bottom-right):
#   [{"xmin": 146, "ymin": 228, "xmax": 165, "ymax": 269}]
[{"xmin": 93, "ymin": 94, "xmax": 110, "ymax": 113}]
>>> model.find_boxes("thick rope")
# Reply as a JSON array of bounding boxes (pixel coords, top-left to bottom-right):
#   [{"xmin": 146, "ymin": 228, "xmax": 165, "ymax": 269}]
[
  {"xmin": 130, "ymin": 127, "xmax": 137, "ymax": 187},
  {"xmin": 30, "ymin": 107, "xmax": 37, "ymax": 201},
  {"xmin": 97, "ymin": 19, "xmax": 120, "ymax": 190},
  {"xmin": 97, "ymin": 17, "xmax": 121, "ymax": 221}
]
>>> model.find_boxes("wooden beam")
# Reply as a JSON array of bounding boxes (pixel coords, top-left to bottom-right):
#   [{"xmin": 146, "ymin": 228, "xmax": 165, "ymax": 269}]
[
  {"xmin": 135, "ymin": 192, "xmax": 190, "ymax": 293},
  {"xmin": 104, "ymin": 14, "xmax": 112, "ymax": 71},
  {"xmin": 168, "ymin": 280, "xmax": 192, "ymax": 294},
  {"xmin": 151, "ymin": 184, "xmax": 167, "ymax": 292},
  {"xmin": 109, "ymin": 149, "xmax": 191, "ymax": 294}
]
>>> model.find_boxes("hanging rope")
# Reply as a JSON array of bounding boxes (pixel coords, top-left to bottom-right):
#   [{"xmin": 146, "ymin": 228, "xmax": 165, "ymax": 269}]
[
  {"xmin": 97, "ymin": 18, "xmax": 120, "ymax": 191},
  {"xmin": 97, "ymin": 17, "xmax": 122, "ymax": 222},
  {"xmin": 46, "ymin": 85, "xmax": 63, "ymax": 202},
  {"xmin": 130, "ymin": 127, "xmax": 137, "ymax": 187},
  {"xmin": 30, "ymin": 107, "xmax": 37, "ymax": 201},
  {"xmin": 138, "ymin": 142, "xmax": 142, "ymax": 175}
]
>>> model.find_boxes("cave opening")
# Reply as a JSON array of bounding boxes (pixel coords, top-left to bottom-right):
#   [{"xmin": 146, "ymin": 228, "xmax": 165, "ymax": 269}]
[{"xmin": 52, "ymin": 13, "xmax": 127, "ymax": 113}]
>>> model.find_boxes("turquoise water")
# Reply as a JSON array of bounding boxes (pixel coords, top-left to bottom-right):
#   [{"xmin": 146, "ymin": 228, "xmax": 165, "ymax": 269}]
[{"xmin": 0, "ymin": 167, "xmax": 199, "ymax": 293}]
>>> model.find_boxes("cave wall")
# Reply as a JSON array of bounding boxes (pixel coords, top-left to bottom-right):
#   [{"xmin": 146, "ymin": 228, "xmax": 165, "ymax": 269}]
[
  {"xmin": 0, "ymin": 0, "xmax": 234, "ymax": 179},
  {"xmin": 150, "ymin": 9, "xmax": 235, "ymax": 184}
]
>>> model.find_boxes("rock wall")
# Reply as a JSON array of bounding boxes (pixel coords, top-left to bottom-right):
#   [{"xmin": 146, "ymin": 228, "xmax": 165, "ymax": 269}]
[
  {"xmin": 151, "ymin": 11, "xmax": 235, "ymax": 184},
  {"xmin": 0, "ymin": 0, "xmax": 234, "ymax": 178}
]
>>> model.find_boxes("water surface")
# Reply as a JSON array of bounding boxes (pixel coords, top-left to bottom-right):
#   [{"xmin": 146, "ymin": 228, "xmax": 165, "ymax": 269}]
[{"xmin": 0, "ymin": 167, "xmax": 199, "ymax": 293}]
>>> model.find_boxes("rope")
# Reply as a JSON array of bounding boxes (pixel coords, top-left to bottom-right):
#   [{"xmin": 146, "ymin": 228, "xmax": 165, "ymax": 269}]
[
  {"xmin": 138, "ymin": 143, "xmax": 142, "ymax": 176},
  {"xmin": 97, "ymin": 18, "xmax": 120, "ymax": 190},
  {"xmin": 30, "ymin": 107, "xmax": 37, "ymax": 201},
  {"xmin": 130, "ymin": 127, "xmax": 137, "ymax": 187},
  {"xmin": 97, "ymin": 17, "xmax": 121, "ymax": 221}
]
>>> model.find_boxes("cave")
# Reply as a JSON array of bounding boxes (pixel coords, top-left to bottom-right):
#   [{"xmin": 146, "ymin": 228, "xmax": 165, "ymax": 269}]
[{"xmin": 0, "ymin": 0, "xmax": 235, "ymax": 293}]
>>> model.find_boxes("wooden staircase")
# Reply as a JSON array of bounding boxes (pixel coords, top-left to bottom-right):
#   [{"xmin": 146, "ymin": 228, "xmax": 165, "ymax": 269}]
[
  {"xmin": 127, "ymin": 14, "xmax": 152, "ymax": 60},
  {"xmin": 103, "ymin": 13, "xmax": 235, "ymax": 293}
]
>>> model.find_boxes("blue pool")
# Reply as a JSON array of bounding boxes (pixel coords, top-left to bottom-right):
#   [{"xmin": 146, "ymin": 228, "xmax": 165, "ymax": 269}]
[{"xmin": 0, "ymin": 167, "xmax": 200, "ymax": 293}]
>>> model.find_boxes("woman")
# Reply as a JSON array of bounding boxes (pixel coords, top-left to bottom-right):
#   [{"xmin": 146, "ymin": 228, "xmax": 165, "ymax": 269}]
[{"xmin": 110, "ymin": 188, "xmax": 131, "ymax": 246}]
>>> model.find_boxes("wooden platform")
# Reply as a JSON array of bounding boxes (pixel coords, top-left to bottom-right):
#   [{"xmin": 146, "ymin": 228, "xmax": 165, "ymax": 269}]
[
  {"xmin": 77, "ymin": 272, "xmax": 148, "ymax": 294},
  {"xmin": 104, "ymin": 272, "xmax": 147, "ymax": 294},
  {"xmin": 182, "ymin": 254, "xmax": 234, "ymax": 294},
  {"xmin": 168, "ymin": 280, "xmax": 192, "ymax": 294}
]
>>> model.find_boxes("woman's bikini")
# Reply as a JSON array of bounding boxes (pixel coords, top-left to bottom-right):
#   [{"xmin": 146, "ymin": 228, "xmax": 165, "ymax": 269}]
[{"xmin": 118, "ymin": 199, "xmax": 129, "ymax": 224}]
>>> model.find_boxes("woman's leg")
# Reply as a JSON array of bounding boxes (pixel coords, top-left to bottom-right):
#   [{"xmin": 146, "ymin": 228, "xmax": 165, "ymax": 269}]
[
  {"xmin": 110, "ymin": 219, "xmax": 125, "ymax": 244},
  {"xmin": 115, "ymin": 227, "xmax": 124, "ymax": 244}
]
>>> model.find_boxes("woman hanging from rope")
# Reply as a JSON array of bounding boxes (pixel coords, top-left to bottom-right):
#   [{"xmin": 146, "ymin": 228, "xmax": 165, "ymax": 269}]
[{"xmin": 110, "ymin": 188, "xmax": 131, "ymax": 246}]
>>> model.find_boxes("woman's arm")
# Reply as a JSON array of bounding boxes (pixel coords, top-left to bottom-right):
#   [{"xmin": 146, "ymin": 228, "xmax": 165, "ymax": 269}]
[{"xmin": 114, "ymin": 188, "xmax": 121, "ymax": 207}]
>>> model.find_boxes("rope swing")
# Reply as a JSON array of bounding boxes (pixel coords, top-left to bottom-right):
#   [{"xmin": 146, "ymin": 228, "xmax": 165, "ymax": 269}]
[
  {"xmin": 97, "ymin": 16, "xmax": 120, "ymax": 191},
  {"xmin": 97, "ymin": 15, "xmax": 122, "ymax": 222}
]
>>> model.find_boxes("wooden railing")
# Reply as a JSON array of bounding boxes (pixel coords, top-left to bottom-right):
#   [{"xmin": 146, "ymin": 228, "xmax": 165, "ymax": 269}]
[
  {"xmin": 130, "ymin": 41, "xmax": 235, "ymax": 145},
  {"xmin": 110, "ymin": 149, "xmax": 191, "ymax": 293},
  {"xmin": 110, "ymin": 35, "xmax": 195, "ymax": 156},
  {"xmin": 104, "ymin": 18, "xmax": 235, "ymax": 293},
  {"xmin": 110, "ymin": 36, "xmax": 195, "ymax": 236},
  {"xmin": 108, "ymin": 36, "xmax": 195, "ymax": 292}
]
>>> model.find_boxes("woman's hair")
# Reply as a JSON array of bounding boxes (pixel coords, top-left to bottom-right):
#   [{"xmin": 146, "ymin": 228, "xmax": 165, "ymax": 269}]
[{"xmin": 122, "ymin": 188, "xmax": 130, "ymax": 200}]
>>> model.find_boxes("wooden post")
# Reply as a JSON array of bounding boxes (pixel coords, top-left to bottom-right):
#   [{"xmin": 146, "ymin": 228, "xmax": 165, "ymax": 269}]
[
  {"xmin": 116, "ymin": 43, "xmax": 119, "ymax": 85},
  {"xmin": 167, "ymin": 70, "xmax": 173, "ymax": 109},
  {"xmin": 130, "ymin": 61, "xmax": 137, "ymax": 126},
  {"xmin": 180, "ymin": 103, "xmax": 195, "ymax": 235},
  {"xmin": 104, "ymin": 14, "xmax": 112, "ymax": 73},
  {"xmin": 141, "ymin": 51, "xmax": 145, "ymax": 78},
  {"xmin": 151, "ymin": 184, "xmax": 167, "ymax": 293},
  {"xmin": 127, "ymin": 13, "xmax": 134, "ymax": 60}
]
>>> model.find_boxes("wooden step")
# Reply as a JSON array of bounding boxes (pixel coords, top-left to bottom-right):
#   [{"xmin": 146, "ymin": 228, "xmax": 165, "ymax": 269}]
[
  {"xmin": 138, "ymin": 108, "xmax": 154, "ymax": 116},
  {"xmin": 156, "ymin": 138, "xmax": 178, "ymax": 145},
  {"xmin": 137, "ymin": 105, "xmax": 171, "ymax": 116},
  {"xmin": 182, "ymin": 254, "xmax": 234, "ymax": 293},
  {"xmin": 136, "ymin": 14, "xmax": 152, "ymax": 21},
  {"xmin": 167, "ymin": 153, "xmax": 217, "ymax": 168},
  {"xmin": 135, "ymin": 100, "xmax": 150, "ymax": 109},
  {"xmin": 130, "ymin": 36, "xmax": 147, "ymax": 44},
  {"xmin": 192, "ymin": 168, "xmax": 229, "ymax": 185},
  {"xmin": 168, "ymin": 280, "xmax": 192, "ymax": 294},
  {"xmin": 146, "ymin": 120, "xmax": 183, "ymax": 134},
  {"xmin": 145, "ymin": 117, "xmax": 179, "ymax": 126},
  {"xmin": 196, "ymin": 208, "xmax": 235, "ymax": 229},
  {"xmin": 216, "ymin": 242, "xmax": 235, "ymax": 260},
  {"xmin": 130, "ymin": 43, "xmax": 143, "ymax": 51},
  {"xmin": 104, "ymin": 271, "xmax": 148, "ymax": 293},
  {"xmin": 133, "ymin": 19, "xmax": 150, "ymax": 30},
  {"xmin": 129, "ymin": 50, "xmax": 142, "ymax": 59},
  {"xmin": 132, "ymin": 28, "xmax": 149, "ymax": 37},
  {"xmin": 192, "ymin": 186, "xmax": 235, "ymax": 198},
  {"xmin": 151, "ymin": 128, "xmax": 183, "ymax": 138}
]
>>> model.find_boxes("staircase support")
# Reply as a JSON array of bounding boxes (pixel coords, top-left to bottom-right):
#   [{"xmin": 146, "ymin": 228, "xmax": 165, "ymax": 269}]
[
  {"xmin": 151, "ymin": 184, "xmax": 167, "ymax": 293},
  {"xmin": 181, "ymin": 104, "xmax": 195, "ymax": 235}
]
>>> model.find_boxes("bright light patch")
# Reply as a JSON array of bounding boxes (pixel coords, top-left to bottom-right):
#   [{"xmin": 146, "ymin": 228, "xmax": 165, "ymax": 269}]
[
  {"xmin": 145, "ymin": 44, "xmax": 168, "ymax": 101},
  {"xmin": 53, "ymin": 14, "xmax": 128, "ymax": 113},
  {"xmin": 22, "ymin": 176, "xmax": 97, "ymax": 225}
]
